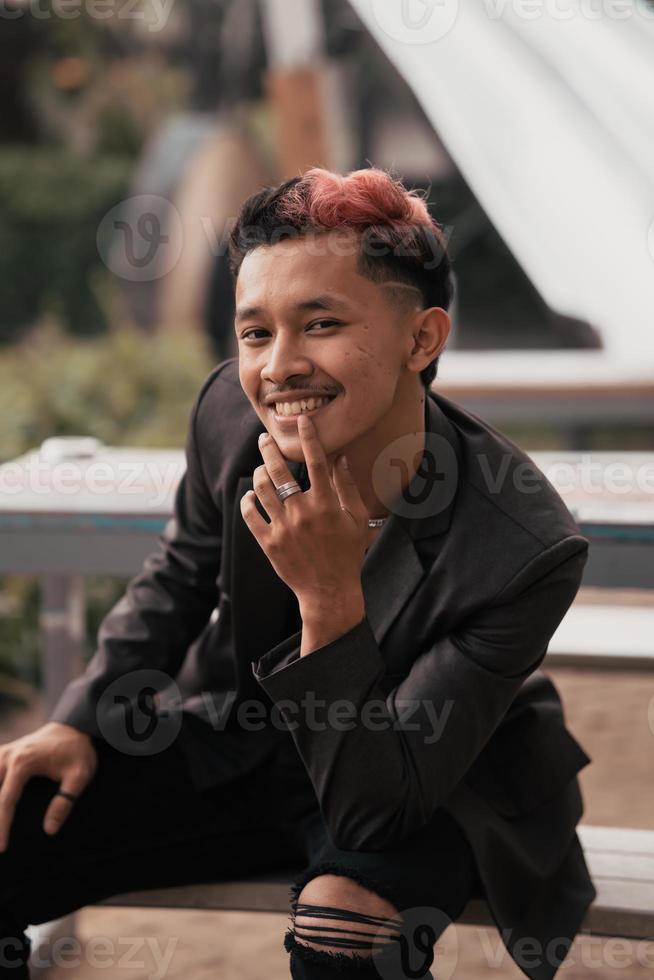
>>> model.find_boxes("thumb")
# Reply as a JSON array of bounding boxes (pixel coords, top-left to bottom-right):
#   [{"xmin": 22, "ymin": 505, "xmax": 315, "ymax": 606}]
[{"xmin": 43, "ymin": 768, "xmax": 91, "ymax": 836}]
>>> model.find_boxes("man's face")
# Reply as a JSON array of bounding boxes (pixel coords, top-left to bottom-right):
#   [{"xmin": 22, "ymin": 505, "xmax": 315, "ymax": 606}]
[{"xmin": 235, "ymin": 231, "xmax": 419, "ymax": 462}]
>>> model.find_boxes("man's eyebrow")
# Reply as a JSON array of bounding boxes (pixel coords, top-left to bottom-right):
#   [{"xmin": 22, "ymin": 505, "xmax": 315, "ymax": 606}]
[{"xmin": 235, "ymin": 294, "xmax": 351, "ymax": 322}]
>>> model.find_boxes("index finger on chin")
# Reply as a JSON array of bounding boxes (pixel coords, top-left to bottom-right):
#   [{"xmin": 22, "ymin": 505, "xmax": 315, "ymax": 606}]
[{"xmin": 297, "ymin": 414, "xmax": 332, "ymax": 499}]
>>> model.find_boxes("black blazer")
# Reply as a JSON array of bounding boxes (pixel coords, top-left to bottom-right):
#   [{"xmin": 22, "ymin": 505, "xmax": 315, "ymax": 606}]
[{"xmin": 52, "ymin": 358, "xmax": 596, "ymax": 980}]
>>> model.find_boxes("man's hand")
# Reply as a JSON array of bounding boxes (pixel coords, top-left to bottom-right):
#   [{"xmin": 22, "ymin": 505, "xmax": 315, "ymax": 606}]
[
  {"xmin": 240, "ymin": 413, "xmax": 367, "ymax": 647},
  {"xmin": 0, "ymin": 722, "xmax": 98, "ymax": 851}
]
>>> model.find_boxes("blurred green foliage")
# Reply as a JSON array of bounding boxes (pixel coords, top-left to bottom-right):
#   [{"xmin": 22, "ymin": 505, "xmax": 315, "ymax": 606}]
[
  {"xmin": 0, "ymin": 574, "xmax": 129, "ymax": 701},
  {"xmin": 0, "ymin": 149, "xmax": 132, "ymax": 341},
  {"xmin": 0, "ymin": 322, "xmax": 214, "ymax": 465},
  {"xmin": 0, "ymin": 323, "xmax": 214, "ymax": 705}
]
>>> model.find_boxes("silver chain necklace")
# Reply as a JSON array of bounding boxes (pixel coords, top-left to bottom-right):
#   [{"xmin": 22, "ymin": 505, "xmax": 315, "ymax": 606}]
[{"xmin": 367, "ymin": 517, "xmax": 388, "ymax": 528}]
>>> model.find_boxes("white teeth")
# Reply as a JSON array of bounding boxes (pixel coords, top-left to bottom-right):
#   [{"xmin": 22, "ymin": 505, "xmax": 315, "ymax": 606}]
[{"xmin": 274, "ymin": 396, "xmax": 331, "ymax": 416}]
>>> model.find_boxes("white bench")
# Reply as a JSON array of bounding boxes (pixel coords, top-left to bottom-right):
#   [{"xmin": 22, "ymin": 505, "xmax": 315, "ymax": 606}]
[
  {"xmin": 435, "ymin": 350, "xmax": 654, "ymax": 434},
  {"xmin": 547, "ymin": 600, "xmax": 654, "ymax": 670},
  {"xmin": 96, "ymin": 825, "xmax": 654, "ymax": 941}
]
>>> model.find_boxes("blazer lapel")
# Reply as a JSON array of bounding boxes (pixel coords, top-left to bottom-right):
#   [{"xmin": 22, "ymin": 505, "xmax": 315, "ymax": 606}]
[
  {"xmin": 361, "ymin": 518, "xmax": 425, "ymax": 646},
  {"xmin": 361, "ymin": 394, "xmax": 463, "ymax": 647}
]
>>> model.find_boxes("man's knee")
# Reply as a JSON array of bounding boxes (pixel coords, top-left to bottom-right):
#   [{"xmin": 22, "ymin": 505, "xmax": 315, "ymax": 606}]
[{"xmin": 290, "ymin": 873, "xmax": 403, "ymax": 959}]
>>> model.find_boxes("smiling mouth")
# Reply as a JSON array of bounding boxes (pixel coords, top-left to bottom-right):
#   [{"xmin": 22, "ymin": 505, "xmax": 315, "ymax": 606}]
[{"xmin": 269, "ymin": 394, "xmax": 338, "ymax": 421}]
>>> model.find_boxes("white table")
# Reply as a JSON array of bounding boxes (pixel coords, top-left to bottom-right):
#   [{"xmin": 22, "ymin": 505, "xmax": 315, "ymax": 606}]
[
  {"xmin": 0, "ymin": 444, "xmax": 185, "ymax": 710},
  {"xmin": 437, "ymin": 351, "xmax": 654, "ymax": 442},
  {"xmin": 1, "ymin": 443, "xmax": 653, "ymax": 708}
]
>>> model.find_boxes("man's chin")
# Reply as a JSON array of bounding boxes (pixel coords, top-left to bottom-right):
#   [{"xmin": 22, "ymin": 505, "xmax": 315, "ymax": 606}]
[{"xmin": 272, "ymin": 429, "xmax": 342, "ymax": 465}]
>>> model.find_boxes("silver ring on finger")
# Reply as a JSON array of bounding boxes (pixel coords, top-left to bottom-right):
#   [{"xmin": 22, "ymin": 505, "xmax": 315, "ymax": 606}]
[{"xmin": 276, "ymin": 481, "xmax": 302, "ymax": 502}]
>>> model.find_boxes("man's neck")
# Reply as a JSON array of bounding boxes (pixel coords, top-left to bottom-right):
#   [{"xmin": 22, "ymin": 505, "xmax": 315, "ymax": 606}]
[{"xmin": 329, "ymin": 379, "xmax": 428, "ymax": 520}]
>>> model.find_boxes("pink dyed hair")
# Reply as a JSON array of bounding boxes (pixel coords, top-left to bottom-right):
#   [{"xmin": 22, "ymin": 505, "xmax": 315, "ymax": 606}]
[{"xmin": 275, "ymin": 166, "xmax": 435, "ymax": 234}]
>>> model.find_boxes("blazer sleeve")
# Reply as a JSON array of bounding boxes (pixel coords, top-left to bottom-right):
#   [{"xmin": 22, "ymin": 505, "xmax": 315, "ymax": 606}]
[
  {"xmin": 49, "ymin": 373, "xmax": 223, "ymax": 737},
  {"xmin": 252, "ymin": 535, "xmax": 589, "ymax": 852}
]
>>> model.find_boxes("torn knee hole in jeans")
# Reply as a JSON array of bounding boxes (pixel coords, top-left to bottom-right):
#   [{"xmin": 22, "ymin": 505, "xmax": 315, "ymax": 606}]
[
  {"xmin": 288, "ymin": 860, "xmax": 401, "ymax": 918},
  {"xmin": 286, "ymin": 861, "xmax": 404, "ymax": 969}
]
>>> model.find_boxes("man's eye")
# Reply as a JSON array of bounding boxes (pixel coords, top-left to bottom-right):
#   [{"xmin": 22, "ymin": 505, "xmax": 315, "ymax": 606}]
[
  {"xmin": 240, "ymin": 321, "xmax": 341, "ymax": 340},
  {"xmin": 307, "ymin": 320, "xmax": 340, "ymax": 331}
]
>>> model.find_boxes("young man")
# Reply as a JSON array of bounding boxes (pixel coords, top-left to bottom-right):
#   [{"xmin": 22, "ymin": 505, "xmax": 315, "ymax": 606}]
[{"xmin": 0, "ymin": 168, "xmax": 594, "ymax": 980}]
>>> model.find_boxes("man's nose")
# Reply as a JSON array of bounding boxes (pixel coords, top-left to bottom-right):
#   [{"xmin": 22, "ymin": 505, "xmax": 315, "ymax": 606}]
[{"xmin": 262, "ymin": 334, "xmax": 312, "ymax": 383}]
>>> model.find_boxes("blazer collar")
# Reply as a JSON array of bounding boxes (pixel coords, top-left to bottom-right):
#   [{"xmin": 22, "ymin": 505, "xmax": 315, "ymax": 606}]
[{"xmin": 232, "ymin": 393, "xmax": 462, "ymax": 654}]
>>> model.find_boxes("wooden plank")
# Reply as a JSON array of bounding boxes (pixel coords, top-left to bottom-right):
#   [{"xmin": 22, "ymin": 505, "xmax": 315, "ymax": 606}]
[
  {"xmin": 529, "ymin": 452, "xmax": 654, "ymax": 528},
  {"xmin": 576, "ymin": 588, "xmax": 654, "ymax": 607},
  {"xmin": 436, "ymin": 351, "xmax": 654, "ymax": 394},
  {"xmin": 575, "ymin": 827, "xmax": 654, "ymax": 939},
  {"xmin": 97, "ymin": 873, "xmax": 299, "ymax": 914},
  {"xmin": 435, "ymin": 352, "xmax": 654, "ymax": 428},
  {"xmin": 546, "ymin": 604, "xmax": 654, "ymax": 669},
  {"xmin": 97, "ymin": 827, "xmax": 654, "ymax": 940},
  {"xmin": 587, "ymin": 851, "xmax": 654, "ymax": 882},
  {"xmin": 579, "ymin": 825, "xmax": 654, "ymax": 854}
]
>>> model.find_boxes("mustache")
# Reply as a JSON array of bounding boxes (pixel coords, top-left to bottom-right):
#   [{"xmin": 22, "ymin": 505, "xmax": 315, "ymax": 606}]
[{"xmin": 263, "ymin": 387, "xmax": 340, "ymax": 399}]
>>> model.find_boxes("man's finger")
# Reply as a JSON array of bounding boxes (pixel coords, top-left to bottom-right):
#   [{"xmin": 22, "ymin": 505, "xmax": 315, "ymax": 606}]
[
  {"xmin": 240, "ymin": 489, "xmax": 272, "ymax": 542},
  {"xmin": 257, "ymin": 432, "xmax": 297, "ymax": 501},
  {"xmin": 297, "ymin": 414, "xmax": 333, "ymax": 502},
  {"xmin": 43, "ymin": 768, "xmax": 90, "ymax": 836},
  {"xmin": 252, "ymin": 463, "xmax": 285, "ymax": 521},
  {"xmin": 0, "ymin": 765, "xmax": 30, "ymax": 852}
]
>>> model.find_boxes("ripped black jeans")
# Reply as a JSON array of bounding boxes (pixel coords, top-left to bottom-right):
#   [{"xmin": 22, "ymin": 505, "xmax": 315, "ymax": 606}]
[
  {"xmin": 284, "ymin": 802, "xmax": 482, "ymax": 979},
  {"xmin": 0, "ymin": 722, "xmax": 482, "ymax": 979}
]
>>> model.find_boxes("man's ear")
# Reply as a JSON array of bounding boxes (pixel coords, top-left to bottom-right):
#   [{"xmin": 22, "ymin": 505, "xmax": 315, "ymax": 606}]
[{"xmin": 407, "ymin": 307, "xmax": 451, "ymax": 373}]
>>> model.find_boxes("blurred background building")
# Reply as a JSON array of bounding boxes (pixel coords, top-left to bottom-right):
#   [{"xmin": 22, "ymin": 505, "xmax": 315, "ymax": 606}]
[{"xmin": 1, "ymin": 0, "xmax": 618, "ymax": 361}]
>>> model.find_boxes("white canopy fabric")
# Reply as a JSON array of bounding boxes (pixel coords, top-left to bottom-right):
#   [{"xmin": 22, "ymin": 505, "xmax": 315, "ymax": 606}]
[{"xmin": 348, "ymin": 0, "xmax": 654, "ymax": 365}]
